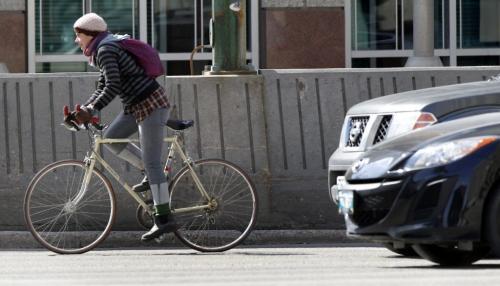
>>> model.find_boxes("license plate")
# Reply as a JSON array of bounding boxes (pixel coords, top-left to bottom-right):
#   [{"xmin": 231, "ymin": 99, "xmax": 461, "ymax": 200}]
[
  {"xmin": 336, "ymin": 176, "xmax": 346, "ymax": 188},
  {"xmin": 338, "ymin": 190, "xmax": 354, "ymax": 215},
  {"xmin": 331, "ymin": 176, "xmax": 346, "ymax": 203}
]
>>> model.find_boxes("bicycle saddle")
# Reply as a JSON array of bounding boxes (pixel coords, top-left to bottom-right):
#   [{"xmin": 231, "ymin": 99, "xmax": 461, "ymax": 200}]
[{"xmin": 166, "ymin": 119, "xmax": 194, "ymax": 130}]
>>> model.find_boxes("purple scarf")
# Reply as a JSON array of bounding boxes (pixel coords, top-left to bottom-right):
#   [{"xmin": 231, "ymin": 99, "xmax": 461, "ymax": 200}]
[{"xmin": 83, "ymin": 32, "xmax": 109, "ymax": 64}]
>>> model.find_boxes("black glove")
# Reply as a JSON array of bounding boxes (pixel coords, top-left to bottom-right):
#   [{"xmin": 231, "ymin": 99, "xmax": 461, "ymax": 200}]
[
  {"xmin": 75, "ymin": 105, "xmax": 94, "ymax": 125},
  {"xmin": 62, "ymin": 105, "xmax": 102, "ymax": 131},
  {"xmin": 62, "ymin": 105, "xmax": 80, "ymax": 131}
]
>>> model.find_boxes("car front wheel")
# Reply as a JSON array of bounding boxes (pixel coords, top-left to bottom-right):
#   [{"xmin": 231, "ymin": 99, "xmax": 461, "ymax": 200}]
[
  {"xmin": 412, "ymin": 244, "xmax": 489, "ymax": 266},
  {"xmin": 485, "ymin": 185, "xmax": 500, "ymax": 257}
]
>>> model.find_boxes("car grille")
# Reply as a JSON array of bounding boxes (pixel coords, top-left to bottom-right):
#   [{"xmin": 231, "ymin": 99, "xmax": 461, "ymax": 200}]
[
  {"xmin": 351, "ymin": 187, "xmax": 399, "ymax": 227},
  {"xmin": 345, "ymin": 116, "xmax": 369, "ymax": 147},
  {"xmin": 373, "ymin": 115, "xmax": 392, "ymax": 145}
]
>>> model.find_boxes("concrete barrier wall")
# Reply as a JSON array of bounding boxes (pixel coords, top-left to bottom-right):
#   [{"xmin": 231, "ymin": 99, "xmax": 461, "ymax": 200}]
[{"xmin": 1, "ymin": 67, "xmax": 500, "ymax": 230}]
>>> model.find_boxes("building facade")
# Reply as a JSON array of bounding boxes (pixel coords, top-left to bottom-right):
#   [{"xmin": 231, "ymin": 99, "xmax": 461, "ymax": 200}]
[
  {"xmin": 0, "ymin": 0, "xmax": 499, "ymax": 74},
  {"xmin": 348, "ymin": 0, "xmax": 500, "ymax": 68}
]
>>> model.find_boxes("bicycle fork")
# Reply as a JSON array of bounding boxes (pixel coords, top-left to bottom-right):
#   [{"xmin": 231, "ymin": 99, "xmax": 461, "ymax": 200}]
[{"xmin": 66, "ymin": 153, "xmax": 97, "ymax": 211}]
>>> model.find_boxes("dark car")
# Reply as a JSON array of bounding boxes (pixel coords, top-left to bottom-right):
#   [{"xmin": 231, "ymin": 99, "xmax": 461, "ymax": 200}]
[{"xmin": 335, "ymin": 112, "xmax": 500, "ymax": 266}]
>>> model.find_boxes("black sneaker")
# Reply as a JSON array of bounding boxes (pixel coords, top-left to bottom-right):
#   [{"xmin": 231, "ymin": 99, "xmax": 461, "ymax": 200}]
[
  {"xmin": 132, "ymin": 176, "xmax": 150, "ymax": 193},
  {"xmin": 141, "ymin": 215, "xmax": 179, "ymax": 241}
]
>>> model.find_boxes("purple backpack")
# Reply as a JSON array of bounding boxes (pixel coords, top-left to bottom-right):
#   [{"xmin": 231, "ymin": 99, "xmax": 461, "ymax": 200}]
[{"xmin": 118, "ymin": 39, "xmax": 165, "ymax": 78}]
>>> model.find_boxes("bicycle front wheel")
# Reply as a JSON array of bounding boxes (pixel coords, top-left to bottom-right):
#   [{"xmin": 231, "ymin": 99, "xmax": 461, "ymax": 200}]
[
  {"xmin": 24, "ymin": 160, "xmax": 116, "ymax": 254},
  {"xmin": 170, "ymin": 159, "xmax": 258, "ymax": 252}
]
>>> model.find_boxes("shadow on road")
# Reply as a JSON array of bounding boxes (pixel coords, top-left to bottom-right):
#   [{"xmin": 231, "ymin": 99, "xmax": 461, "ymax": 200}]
[
  {"xmin": 383, "ymin": 264, "xmax": 500, "ymax": 270},
  {"xmin": 149, "ymin": 251, "xmax": 312, "ymax": 256},
  {"xmin": 385, "ymin": 254, "xmax": 421, "ymax": 259}
]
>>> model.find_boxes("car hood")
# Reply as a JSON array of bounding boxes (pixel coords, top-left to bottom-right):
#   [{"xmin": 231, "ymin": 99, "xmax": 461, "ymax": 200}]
[
  {"xmin": 346, "ymin": 112, "xmax": 500, "ymax": 180},
  {"xmin": 348, "ymin": 80, "xmax": 500, "ymax": 116}
]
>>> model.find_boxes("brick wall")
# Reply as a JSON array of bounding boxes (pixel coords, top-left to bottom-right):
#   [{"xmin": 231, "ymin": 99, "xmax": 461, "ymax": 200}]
[
  {"xmin": 0, "ymin": 1, "xmax": 26, "ymax": 73},
  {"xmin": 260, "ymin": 0, "xmax": 345, "ymax": 69}
]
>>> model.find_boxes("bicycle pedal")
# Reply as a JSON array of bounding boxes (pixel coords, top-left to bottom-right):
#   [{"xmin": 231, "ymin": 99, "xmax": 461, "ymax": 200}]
[{"xmin": 154, "ymin": 234, "xmax": 165, "ymax": 243}]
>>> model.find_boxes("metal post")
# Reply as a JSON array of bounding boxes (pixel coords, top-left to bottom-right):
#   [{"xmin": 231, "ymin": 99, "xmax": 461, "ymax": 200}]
[
  {"xmin": 344, "ymin": 0, "xmax": 352, "ymax": 68},
  {"xmin": 205, "ymin": 0, "xmax": 256, "ymax": 75},
  {"xmin": 405, "ymin": 0, "xmax": 443, "ymax": 67},
  {"xmin": 449, "ymin": 0, "xmax": 457, "ymax": 66},
  {"xmin": 139, "ymin": 0, "xmax": 147, "ymax": 43},
  {"xmin": 27, "ymin": 0, "xmax": 36, "ymax": 73}
]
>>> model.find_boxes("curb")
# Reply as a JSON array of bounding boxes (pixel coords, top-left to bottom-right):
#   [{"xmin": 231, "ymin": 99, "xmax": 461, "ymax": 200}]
[{"xmin": 0, "ymin": 230, "xmax": 361, "ymax": 250}]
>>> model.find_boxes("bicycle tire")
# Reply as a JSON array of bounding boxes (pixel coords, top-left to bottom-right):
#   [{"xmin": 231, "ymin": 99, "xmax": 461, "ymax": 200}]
[
  {"xmin": 24, "ymin": 160, "xmax": 116, "ymax": 254},
  {"xmin": 170, "ymin": 159, "xmax": 258, "ymax": 252}
]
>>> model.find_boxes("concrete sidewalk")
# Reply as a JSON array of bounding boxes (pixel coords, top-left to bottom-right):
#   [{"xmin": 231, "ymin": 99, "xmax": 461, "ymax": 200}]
[{"xmin": 0, "ymin": 230, "xmax": 361, "ymax": 250}]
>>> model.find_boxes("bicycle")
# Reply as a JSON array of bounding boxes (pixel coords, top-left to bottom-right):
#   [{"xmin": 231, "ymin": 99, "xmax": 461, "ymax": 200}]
[{"xmin": 23, "ymin": 114, "xmax": 258, "ymax": 254}]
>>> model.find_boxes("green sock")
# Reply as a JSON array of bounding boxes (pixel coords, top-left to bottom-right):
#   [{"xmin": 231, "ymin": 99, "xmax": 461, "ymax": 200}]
[{"xmin": 154, "ymin": 203, "xmax": 171, "ymax": 216}]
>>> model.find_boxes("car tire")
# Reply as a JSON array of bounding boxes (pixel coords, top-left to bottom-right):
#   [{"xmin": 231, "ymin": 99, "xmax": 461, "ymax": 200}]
[
  {"xmin": 484, "ymin": 185, "xmax": 500, "ymax": 257},
  {"xmin": 412, "ymin": 244, "xmax": 489, "ymax": 266},
  {"xmin": 382, "ymin": 243, "xmax": 418, "ymax": 257}
]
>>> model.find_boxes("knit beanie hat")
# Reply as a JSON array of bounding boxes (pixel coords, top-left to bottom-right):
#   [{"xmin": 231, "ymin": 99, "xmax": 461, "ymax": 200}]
[{"xmin": 73, "ymin": 13, "xmax": 107, "ymax": 32}]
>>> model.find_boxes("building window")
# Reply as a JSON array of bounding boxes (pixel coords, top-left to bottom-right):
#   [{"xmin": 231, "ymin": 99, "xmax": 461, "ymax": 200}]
[
  {"xmin": 92, "ymin": 0, "xmax": 138, "ymax": 38},
  {"xmin": 35, "ymin": 0, "xmax": 82, "ymax": 55},
  {"xmin": 435, "ymin": 0, "xmax": 449, "ymax": 49},
  {"xmin": 351, "ymin": 0, "xmax": 448, "ymax": 67},
  {"xmin": 36, "ymin": 62, "xmax": 90, "ymax": 73},
  {"xmin": 459, "ymin": 0, "xmax": 500, "ymax": 48},
  {"xmin": 152, "ymin": 1, "xmax": 209, "ymax": 53},
  {"xmin": 151, "ymin": 0, "xmax": 212, "ymax": 75},
  {"xmin": 353, "ymin": 0, "xmax": 389, "ymax": 50},
  {"xmin": 458, "ymin": 56, "xmax": 500, "ymax": 65},
  {"xmin": 348, "ymin": 0, "xmax": 500, "ymax": 67},
  {"xmin": 352, "ymin": 0, "xmax": 418, "ymax": 51},
  {"xmin": 30, "ymin": 0, "xmax": 257, "ymax": 74}
]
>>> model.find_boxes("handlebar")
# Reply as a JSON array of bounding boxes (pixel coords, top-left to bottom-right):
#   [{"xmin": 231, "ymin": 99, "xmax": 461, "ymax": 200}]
[{"xmin": 62, "ymin": 105, "xmax": 105, "ymax": 132}]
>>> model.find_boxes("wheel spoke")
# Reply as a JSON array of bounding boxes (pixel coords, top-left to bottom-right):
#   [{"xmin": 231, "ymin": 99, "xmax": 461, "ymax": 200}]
[
  {"xmin": 25, "ymin": 161, "xmax": 115, "ymax": 254},
  {"xmin": 171, "ymin": 159, "xmax": 257, "ymax": 252}
]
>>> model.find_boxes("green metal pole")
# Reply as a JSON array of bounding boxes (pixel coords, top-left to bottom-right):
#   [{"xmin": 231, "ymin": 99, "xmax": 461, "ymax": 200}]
[{"xmin": 206, "ymin": 0, "xmax": 255, "ymax": 74}]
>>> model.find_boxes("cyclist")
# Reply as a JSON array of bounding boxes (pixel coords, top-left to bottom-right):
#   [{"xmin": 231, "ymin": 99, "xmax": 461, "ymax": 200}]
[{"xmin": 72, "ymin": 12, "xmax": 176, "ymax": 241}]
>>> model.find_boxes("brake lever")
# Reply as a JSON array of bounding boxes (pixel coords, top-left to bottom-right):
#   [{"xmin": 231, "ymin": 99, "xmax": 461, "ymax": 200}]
[
  {"xmin": 61, "ymin": 120, "xmax": 80, "ymax": 132},
  {"xmin": 62, "ymin": 110, "xmax": 83, "ymax": 132},
  {"xmin": 62, "ymin": 105, "xmax": 105, "ymax": 131}
]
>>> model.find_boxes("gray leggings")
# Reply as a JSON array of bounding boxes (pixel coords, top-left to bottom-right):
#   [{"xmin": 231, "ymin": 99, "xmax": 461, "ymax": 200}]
[{"xmin": 104, "ymin": 108, "xmax": 169, "ymax": 184}]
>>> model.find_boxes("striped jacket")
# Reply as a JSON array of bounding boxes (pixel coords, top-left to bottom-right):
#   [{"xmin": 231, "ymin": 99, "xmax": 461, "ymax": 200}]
[{"xmin": 84, "ymin": 42, "xmax": 160, "ymax": 111}]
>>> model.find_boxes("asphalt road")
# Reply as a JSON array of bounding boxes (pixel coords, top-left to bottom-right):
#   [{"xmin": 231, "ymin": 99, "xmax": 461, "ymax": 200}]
[{"xmin": 1, "ymin": 245, "xmax": 500, "ymax": 285}]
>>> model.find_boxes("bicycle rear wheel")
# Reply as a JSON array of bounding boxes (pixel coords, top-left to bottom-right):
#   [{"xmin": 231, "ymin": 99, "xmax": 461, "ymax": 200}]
[
  {"xmin": 170, "ymin": 159, "xmax": 258, "ymax": 252},
  {"xmin": 24, "ymin": 160, "xmax": 116, "ymax": 254}
]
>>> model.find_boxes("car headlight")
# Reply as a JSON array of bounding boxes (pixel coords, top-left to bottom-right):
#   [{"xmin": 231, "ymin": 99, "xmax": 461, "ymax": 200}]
[
  {"xmin": 404, "ymin": 136, "xmax": 498, "ymax": 171},
  {"xmin": 389, "ymin": 112, "xmax": 437, "ymax": 135}
]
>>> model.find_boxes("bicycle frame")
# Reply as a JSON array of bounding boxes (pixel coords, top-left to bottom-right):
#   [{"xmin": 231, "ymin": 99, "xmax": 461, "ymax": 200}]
[{"xmin": 75, "ymin": 130, "xmax": 212, "ymax": 216}]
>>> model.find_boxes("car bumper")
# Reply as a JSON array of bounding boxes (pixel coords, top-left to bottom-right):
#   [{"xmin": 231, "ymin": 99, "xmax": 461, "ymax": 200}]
[{"xmin": 339, "ymin": 158, "xmax": 489, "ymax": 244}]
